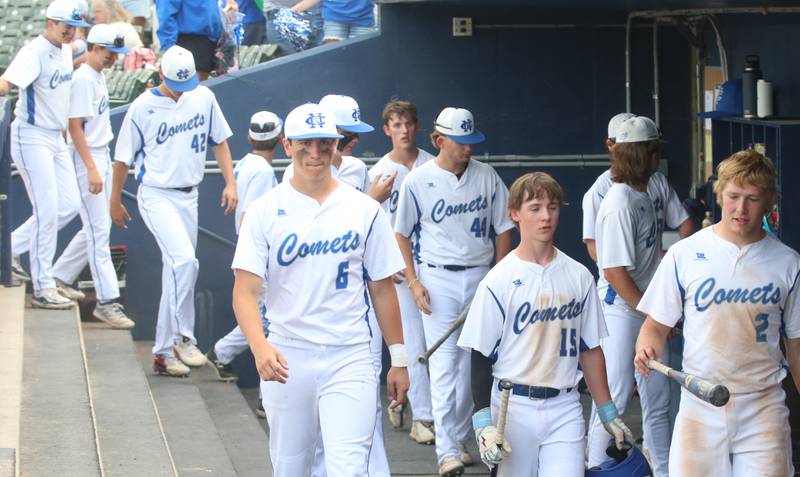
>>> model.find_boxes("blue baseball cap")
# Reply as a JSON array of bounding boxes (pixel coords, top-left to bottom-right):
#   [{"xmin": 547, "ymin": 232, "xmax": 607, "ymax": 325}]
[
  {"xmin": 46, "ymin": 0, "xmax": 91, "ymax": 28},
  {"xmin": 434, "ymin": 107, "xmax": 485, "ymax": 145},
  {"xmin": 319, "ymin": 94, "xmax": 374, "ymax": 133},
  {"xmin": 284, "ymin": 103, "xmax": 344, "ymax": 140},
  {"xmin": 161, "ymin": 46, "xmax": 199, "ymax": 93},
  {"xmin": 698, "ymin": 79, "xmax": 742, "ymax": 119}
]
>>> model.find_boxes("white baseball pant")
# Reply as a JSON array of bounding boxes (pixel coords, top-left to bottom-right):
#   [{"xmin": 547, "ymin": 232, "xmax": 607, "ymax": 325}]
[
  {"xmin": 669, "ymin": 384, "xmax": 793, "ymax": 477},
  {"xmin": 52, "ymin": 146, "xmax": 120, "ymax": 302},
  {"xmin": 137, "ymin": 184, "xmax": 199, "ymax": 357},
  {"xmin": 262, "ymin": 335, "xmax": 377, "ymax": 477},
  {"xmin": 492, "ymin": 386, "xmax": 585, "ymax": 477},
  {"xmin": 586, "ymin": 302, "xmax": 672, "ymax": 476},
  {"xmin": 311, "ymin": 310, "xmax": 390, "ymax": 477},
  {"xmin": 10, "ymin": 120, "xmax": 80, "ymax": 291},
  {"xmin": 418, "ymin": 265, "xmax": 486, "ymax": 464},
  {"xmin": 396, "ymin": 279, "xmax": 433, "ymax": 421}
]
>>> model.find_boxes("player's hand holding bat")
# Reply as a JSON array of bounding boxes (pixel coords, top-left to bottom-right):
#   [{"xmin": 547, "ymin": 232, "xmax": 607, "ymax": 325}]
[
  {"xmin": 634, "ymin": 344, "xmax": 657, "ymax": 377},
  {"xmin": 472, "ymin": 408, "xmax": 512, "ymax": 467},
  {"xmin": 597, "ymin": 400, "xmax": 634, "ymax": 450},
  {"xmin": 253, "ymin": 340, "xmax": 289, "ymax": 384}
]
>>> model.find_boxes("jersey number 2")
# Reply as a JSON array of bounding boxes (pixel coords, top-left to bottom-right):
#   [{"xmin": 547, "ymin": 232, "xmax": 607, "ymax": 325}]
[
  {"xmin": 754, "ymin": 313, "xmax": 768, "ymax": 343},
  {"xmin": 191, "ymin": 133, "xmax": 207, "ymax": 153},
  {"xmin": 336, "ymin": 261, "xmax": 349, "ymax": 290},
  {"xmin": 560, "ymin": 328, "xmax": 577, "ymax": 357},
  {"xmin": 470, "ymin": 217, "xmax": 487, "ymax": 238}
]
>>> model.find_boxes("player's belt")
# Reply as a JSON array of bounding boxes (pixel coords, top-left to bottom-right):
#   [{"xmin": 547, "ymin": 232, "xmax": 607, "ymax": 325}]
[
  {"xmin": 426, "ymin": 263, "xmax": 479, "ymax": 272},
  {"xmin": 172, "ymin": 186, "xmax": 195, "ymax": 193},
  {"xmin": 499, "ymin": 381, "xmax": 574, "ymax": 400}
]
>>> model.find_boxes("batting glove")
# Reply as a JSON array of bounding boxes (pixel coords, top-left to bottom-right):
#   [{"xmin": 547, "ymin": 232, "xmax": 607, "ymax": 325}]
[
  {"xmin": 472, "ymin": 408, "xmax": 512, "ymax": 467},
  {"xmin": 598, "ymin": 400, "xmax": 635, "ymax": 450}
]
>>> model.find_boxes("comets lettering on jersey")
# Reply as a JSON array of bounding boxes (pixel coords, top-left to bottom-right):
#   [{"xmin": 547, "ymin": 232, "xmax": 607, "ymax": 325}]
[
  {"xmin": 49, "ymin": 70, "xmax": 72, "ymax": 89},
  {"xmin": 156, "ymin": 114, "xmax": 206, "ymax": 144},
  {"xmin": 277, "ymin": 231, "xmax": 361, "ymax": 266},
  {"xmin": 693, "ymin": 278, "xmax": 781, "ymax": 312},
  {"xmin": 512, "ymin": 290, "xmax": 590, "ymax": 334},
  {"xmin": 431, "ymin": 194, "xmax": 489, "ymax": 223}
]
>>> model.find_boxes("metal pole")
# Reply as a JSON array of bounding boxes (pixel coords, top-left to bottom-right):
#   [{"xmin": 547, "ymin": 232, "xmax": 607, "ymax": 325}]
[
  {"xmin": 0, "ymin": 98, "xmax": 13, "ymax": 287},
  {"xmin": 652, "ymin": 19, "xmax": 660, "ymax": 127}
]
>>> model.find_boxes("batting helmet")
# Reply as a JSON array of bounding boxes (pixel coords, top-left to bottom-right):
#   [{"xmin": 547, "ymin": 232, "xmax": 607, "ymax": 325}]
[{"xmin": 585, "ymin": 443, "xmax": 652, "ymax": 477}]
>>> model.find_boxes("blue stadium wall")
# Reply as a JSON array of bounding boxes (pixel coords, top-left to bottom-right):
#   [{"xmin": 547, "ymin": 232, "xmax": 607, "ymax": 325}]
[{"xmin": 11, "ymin": 2, "xmax": 759, "ymax": 386}]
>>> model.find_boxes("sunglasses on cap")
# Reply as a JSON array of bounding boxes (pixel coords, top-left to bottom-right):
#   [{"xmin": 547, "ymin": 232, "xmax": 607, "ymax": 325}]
[{"xmin": 250, "ymin": 121, "xmax": 279, "ymax": 134}]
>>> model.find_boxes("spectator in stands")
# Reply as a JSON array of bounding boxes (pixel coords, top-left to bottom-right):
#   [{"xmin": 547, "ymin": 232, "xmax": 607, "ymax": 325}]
[
  {"xmin": 292, "ymin": 0, "xmax": 375, "ymax": 43},
  {"xmin": 237, "ymin": 0, "xmax": 266, "ymax": 46},
  {"xmin": 116, "ymin": 0, "xmax": 148, "ymax": 41},
  {"xmin": 92, "ymin": 0, "xmax": 144, "ymax": 48},
  {"xmin": 156, "ymin": 0, "xmax": 230, "ymax": 80}
]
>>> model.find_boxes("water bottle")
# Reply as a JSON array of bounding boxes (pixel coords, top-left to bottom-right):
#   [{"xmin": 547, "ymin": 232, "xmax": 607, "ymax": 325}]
[
  {"xmin": 702, "ymin": 211, "xmax": 713, "ymax": 228},
  {"xmin": 742, "ymin": 55, "xmax": 761, "ymax": 118}
]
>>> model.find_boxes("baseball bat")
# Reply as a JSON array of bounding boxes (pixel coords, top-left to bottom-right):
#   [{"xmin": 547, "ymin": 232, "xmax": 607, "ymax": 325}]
[
  {"xmin": 646, "ymin": 359, "xmax": 730, "ymax": 407},
  {"xmin": 416, "ymin": 305, "xmax": 470, "ymax": 365},
  {"xmin": 495, "ymin": 379, "xmax": 513, "ymax": 441}
]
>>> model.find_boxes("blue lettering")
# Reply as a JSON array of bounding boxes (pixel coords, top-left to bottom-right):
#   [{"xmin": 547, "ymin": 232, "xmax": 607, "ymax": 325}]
[
  {"xmin": 512, "ymin": 294, "xmax": 588, "ymax": 335},
  {"xmin": 431, "ymin": 195, "xmax": 489, "ymax": 223},
  {"xmin": 693, "ymin": 277, "xmax": 781, "ymax": 312},
  {"xmin": 276, "ymin": 231, "xmax": 361, "ymax": 266},
  {"xmin": 389, "ymin": 190, "xmax": 399, "ymax": 213},
  {"xmin": 49, "ymin": 70, "xmax": 72, "ymax": 89},
  {"xmin": 156, "ymin": 114, "xmax": 206, "ymax": 145}
]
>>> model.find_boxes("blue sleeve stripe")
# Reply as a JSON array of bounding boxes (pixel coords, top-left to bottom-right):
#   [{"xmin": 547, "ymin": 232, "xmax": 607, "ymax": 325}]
[
  {"xmin": 132, "ymin": 119, "xmax": 146, "ymax": 182},
  {"xmin": 488, "ymin": 338, "xmax": 501, "ymax": 365},
  {"xmin": 579, "ymin": 338, "xmax": 591, "ymax": 352},
  {"xmin": 603, "ymin": 287, "xmax": 617, "ymax": 305},
  {"xmin": 362, "ymin": 210, "xmax": 380, "ymax": 278},
  {"xmin": 486, "ymin": 285, "xmax": 506, "ymax": 322},
  {"xmin": 674, "ymin": 256, "xmax": 685, "ymax": 304},
  {"xmin": 26, "ymin": 84, "xmax": 35, "ymax": 125},
  {"xmin": 409, "ymin": 189, "xmax": 422, "ymax": 223},
  {"xmin": 207, "ymin": 103, "xmax": 220, "ymax": 146},
  {"xmin": 780, "ymin": 269, "xmax": 800, "ymax": 338}
]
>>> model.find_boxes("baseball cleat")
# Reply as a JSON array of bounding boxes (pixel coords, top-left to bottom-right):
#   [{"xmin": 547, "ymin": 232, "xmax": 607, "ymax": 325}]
[
  {"xmin": 460, "ymin": 449, "xmax": 474, "ymax": 466},
  {"xmin": 153, "ymin": 355, "xmax": 190, "ymax": 377},
  {"xmin": 55, "ymin": 278, "xmax": 86, "ymax": 301},
  {"xmin": 388, "ymin": 401, "xmax": 405, "ymax": 429},
  {"xmin": 31, "ymin": 288, "xmax": 76, "ymax": 309},
  {"xmin": 93, "ymin": 302, "xmax": 135, "ymax": 330},
  {"xmin": 438, "ymin": 455, "xmax": 464, "ymax": 476},
  {"xmin": 11, "ymin": 257, "xmax": 30, "ymax": 281},
  {"xmin": 206, "ymin": 347, "xmax": 238, "ymax": 382},
  {"xmin": 409, "ymin": 420, "xmax": 435, "ymax": 444},
  {"xmin": 174, "ymin": 337, "xmax": 207, "ymax": 367}
]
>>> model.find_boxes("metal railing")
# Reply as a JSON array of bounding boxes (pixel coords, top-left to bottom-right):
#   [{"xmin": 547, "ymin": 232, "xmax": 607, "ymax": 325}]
[{"xmin": 0, "ymin": 98, "xmax": 13, "ymax": 287}]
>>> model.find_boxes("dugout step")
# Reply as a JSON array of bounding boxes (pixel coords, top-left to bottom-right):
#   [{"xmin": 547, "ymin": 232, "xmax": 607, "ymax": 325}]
[
  {"xmin": 19, "ymin": 306, "xmax": 100, "ymax": 476},
  {"xmin": 135, "ymin": 342, "xmax": 239, "ymax": 476},
  {"xmin": 82, "ymin": 323, "xmax": 174, "ymax": 476}
]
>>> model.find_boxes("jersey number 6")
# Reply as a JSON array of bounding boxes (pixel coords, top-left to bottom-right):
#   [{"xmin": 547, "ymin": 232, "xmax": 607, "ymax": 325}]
[{"xmin": 336, "ymin": 261, "xmax": 349, "ymax": 290}]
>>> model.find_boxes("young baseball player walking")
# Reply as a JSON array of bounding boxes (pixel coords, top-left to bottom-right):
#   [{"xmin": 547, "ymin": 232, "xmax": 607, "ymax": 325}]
[
  {"xmin": 635, "ymin": 150, "xmax": 800, "ymax": 477},
  {"xmin": 46, "ymin": 24, "xmax": 134, "ymax": 329},
  {"xmin": 0, "ymin": 0, "xmax": 89, "ymax": 308},
  {"xmin": 370, "ymin": 99, "xmax": 436, "ymax": 444},
  {"xmin": 206, "ymin": 111, "xmax": 283, "ymax": 383},
  {"xmin": 111, "ymin": 45, "xmax": 238, "ymax": 377},
  {"xmin": 584, "ymin": 113, "xmax": 693, "ymax": 476},
  {"xmin": 232, "ymin": 102, "xmax": 409, "ymax": 477},
  {"xmin": 394, "ymin": 107, "xmax": 514, "ymax": 476},
  {"xmin": 458, "ymin": 172, "xmax": 633, "ymax": 477}
]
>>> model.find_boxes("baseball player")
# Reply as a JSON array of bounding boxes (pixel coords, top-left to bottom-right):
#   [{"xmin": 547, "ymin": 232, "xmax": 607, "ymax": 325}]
[
  {"xmin": 635, "ymin": 150, "xmax": 799, "ymax": 477},
  {"xmin": 458, "ymin": 172, "xmax": 633, "ymax": 476},
  {"xmin": 0, "ymin": 0, "xmax": 89, "ymax": 308},
  {"xmin": 43, "ymin": 24, "xmax": 134, "ymax": 329},
  {"xmin": 582, "ymin": 112, "xmax": 694, "ymax": 263},
  {"xmin": 394, "ymin": 107, "xmax": 514, "ymax": 476},
  {"xmin": 283, "ymin": 94, "xmax": 394, "ymax": 203},
  {"xmin": 369, "ymin": 99, "xmax": 436, "ymax": 444},
  {"xmin": 585, "ymin": 116, "xmax": 666, "ymax": 471},
  {"xmin": 206, "ymin": 111, "xmax": 283, "ymax": 382},
  {"xmin": 231, "ymin": 102, "xmax": 409, "ymax": 477},
  {"xmin": 110, "ymin": 45, "xmax": 238, "ymax": 377},
  {"xmin": 584, "ymin": 113, "xmax": 694, "ymax": 476}
]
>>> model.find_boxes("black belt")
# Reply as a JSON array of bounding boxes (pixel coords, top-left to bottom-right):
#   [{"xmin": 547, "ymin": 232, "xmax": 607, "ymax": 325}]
[
  {"xmin": 173, "ymin": 186, "xmax": 195, "ymax": 193},
  {"xmin": 427, "ymin": 263, "xmax": 480, "ymax": 272},
  {"xmin": 499, "ymin": 381, "xmax": 574, "ymax": 400}
]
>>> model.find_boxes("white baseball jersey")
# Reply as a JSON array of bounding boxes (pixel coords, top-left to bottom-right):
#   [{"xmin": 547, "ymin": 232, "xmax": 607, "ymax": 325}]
[
  {"xmin": 231, "ymin": 182, "xmax": 405, "ymax": 345},
  {"xmin": 458, "ymin": 250, "xmax": 607, "ymax": 389},
  {"xmin": 114, "ymin": 86, "xmax": 232, "ymax": 188},
  {"xmin": 638, "ymin": 227, "xmax": 800, "ymax": 394},
  {"xmin": 67, "ymin": 64, "xmax": 112, "ymax": 148},
  {"xmin": 394, "ymin": 159, "xmax": 514, "ymax": 267},
  {"xmin": 283, "ymin": 155, "xmax": 370, "ymax": 192},
  {"xmin": 583, "ymin": 170, "xmax": 689, "ymax": 243},
  {"xmin": 1, "ymin": 35, "xmax": 73, "ymax": 130},
  {"xmin": 233, "ymin": 153, "xmax": 278, "ymax": 234},
  {"xmin": 368, "ymin": 148, "xmax": 435, "ymax": 224},
  {"xmin": 595, "ymin": 182, "xmax": 659, "ymax": 307}
]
